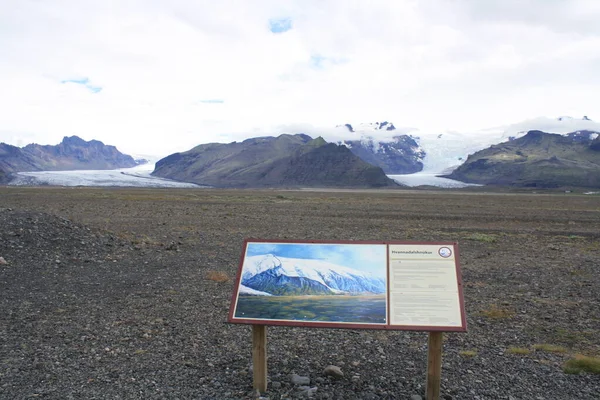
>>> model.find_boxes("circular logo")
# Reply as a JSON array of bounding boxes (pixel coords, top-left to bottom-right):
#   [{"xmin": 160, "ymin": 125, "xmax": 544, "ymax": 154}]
[{"xmin": 438, "ymin": 247, "xmax": 452, "ymax": 258}]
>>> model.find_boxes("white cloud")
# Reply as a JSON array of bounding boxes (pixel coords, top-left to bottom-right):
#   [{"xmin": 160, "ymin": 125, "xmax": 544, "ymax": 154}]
[{"xmin": 0, "ymin": 0, "xmax": 599, "ymax": 156}]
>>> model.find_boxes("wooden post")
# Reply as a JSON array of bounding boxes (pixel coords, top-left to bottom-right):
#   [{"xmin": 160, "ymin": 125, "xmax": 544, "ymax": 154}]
[
  {"xmin": 252, "ymin": 325, "xmax": 268, "ymax": 393},
  {"xmin": 426, "ymin": 332, "xmax": 443, "ymax": 400}
]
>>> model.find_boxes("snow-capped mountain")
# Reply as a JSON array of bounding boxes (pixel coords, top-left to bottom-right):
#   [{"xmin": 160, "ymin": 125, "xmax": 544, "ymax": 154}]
[
  {"xmin": 333, "ymin": 122, "xmax": 425, "ymax": 174},
  {"xmin": 240, "ymin": 254, "xmax": 386, "ymax": 296},
  {"xmin": 408, "ymin": 116, "xmax": 600, "ymax": 174}
]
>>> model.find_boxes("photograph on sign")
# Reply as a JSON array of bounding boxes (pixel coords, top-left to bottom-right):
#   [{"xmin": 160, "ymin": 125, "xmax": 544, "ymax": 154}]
[{"xmin": 231, "ymin": 242, "xmax": 388, "ymax": 325}]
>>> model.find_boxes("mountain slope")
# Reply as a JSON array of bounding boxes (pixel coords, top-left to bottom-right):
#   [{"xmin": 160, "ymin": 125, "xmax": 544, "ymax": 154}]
[
  {"xmin": 0, "ymin": 136, "xmax": 139, "ymax": 177},
  {"xmin": 444, "ymin": 130, "xmax": 600, "ymax": 188},
  {"xmin": 152, "ymin": 134, "xmax": 398, "ymax": 188},
  {"xmin": 241, "ymin": 254, "xmax": 386, "ymax": 296}
]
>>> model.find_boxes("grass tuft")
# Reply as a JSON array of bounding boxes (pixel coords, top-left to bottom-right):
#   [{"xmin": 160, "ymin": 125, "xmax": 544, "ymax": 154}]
[
  {"xmin": 533, "ymin": 344, "xmax": 568, "ymax": 354},
  {"xmin": 206, "ymin": 270, "xmax": 230, "ymax": 283},
  {"xmin": 459, "ymin": 350, "xmax": 478, "ymax": 357},
  {"xmin": 506, "ymin": 347, "xmax": 531, "ymax": 355},
  {"xmin": 480, "ymin": 304, "xmax": 514, "ymax": 319},
  {"xmin": 563, "ymin": 354, "xmax": 600, "ymax": 374}
]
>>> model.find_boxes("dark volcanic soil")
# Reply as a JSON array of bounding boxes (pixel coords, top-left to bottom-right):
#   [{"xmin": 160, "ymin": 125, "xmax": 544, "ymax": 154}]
[{"xmin": 0, "ymin": 187, "xmax": 599, "ymax": 399}]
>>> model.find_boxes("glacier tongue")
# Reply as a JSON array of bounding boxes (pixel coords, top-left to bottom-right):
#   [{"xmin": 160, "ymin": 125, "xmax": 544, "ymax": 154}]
[
  {"xmin": 9, "ymin": 163, "xmax": 204, "ymax": 188},
  {"xmin": 238, "ymin": 284, "xmax": 273, "ymax": 296}
]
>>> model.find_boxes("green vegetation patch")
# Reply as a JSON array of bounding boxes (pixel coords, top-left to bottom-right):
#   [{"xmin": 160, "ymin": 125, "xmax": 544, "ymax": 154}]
[
  {"xmin": 533, "ymin": 344, "xmax": 568, "ymax": 353},
  {"xmin": 459, "ymin": 350, "xmax": 478, "ymax": 357},
  {"xmin": 506, "ymin": 347, "xmax": 531, "ymax": 355},
  {"xmin": 563, "ymin": 355, "xmax": 600, "ymax": 375}
]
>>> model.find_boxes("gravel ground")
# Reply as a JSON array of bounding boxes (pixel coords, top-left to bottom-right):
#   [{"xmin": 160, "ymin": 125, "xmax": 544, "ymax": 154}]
[{"xmin": 0, "ymin": 187, "xmax": 599, "ymax": 399}]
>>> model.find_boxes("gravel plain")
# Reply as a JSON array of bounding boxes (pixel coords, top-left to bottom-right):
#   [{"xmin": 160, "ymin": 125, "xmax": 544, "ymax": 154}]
[{"xmin": 0, "ymin": 187, "xmax": 599, "ymax": 399}]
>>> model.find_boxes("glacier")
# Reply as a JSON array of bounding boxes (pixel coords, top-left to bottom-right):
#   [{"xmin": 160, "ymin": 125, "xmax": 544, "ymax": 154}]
[
  {"xmin": 238, "ymin": 284, "xmax": 273, "ymax": 296},
  {"xmin": 8, "ymin": 162, "xmax": 204, "ymax": 188}
]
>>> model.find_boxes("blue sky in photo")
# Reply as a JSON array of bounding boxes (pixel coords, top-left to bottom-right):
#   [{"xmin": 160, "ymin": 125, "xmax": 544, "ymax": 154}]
[
  {"xmin": 246, "ymin": 242, "xmax": 387, "ymax": 277},
  {"xmin": 268, "ymin": 17, "xmax": 292, "ymax": 33}
]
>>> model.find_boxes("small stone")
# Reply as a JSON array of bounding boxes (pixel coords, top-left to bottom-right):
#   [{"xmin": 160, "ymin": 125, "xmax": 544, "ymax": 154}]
[
  {"xmin": 271, "ymin": 381, "xmax": 281, "ymax": 389},
  {"xmin": 299, "ymin": 387, "xmax": 318, "ymax": 398},
  {"xmin": 291, "ymin": 374, "xmax": 310, "ymax": 385},
  {"xmin": 0, "ymin": 257, "xmax": 7, "ymax": 265},
  {"xmin": 411, "ymin": 395, "xmax": 423, "ymax": 400},
  {"xmin": 323, "ymin": 365, "xmax": 343, "ymax": 379}
]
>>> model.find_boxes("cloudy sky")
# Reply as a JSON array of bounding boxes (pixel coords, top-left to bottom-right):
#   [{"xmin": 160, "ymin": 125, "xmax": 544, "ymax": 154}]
[{"xmin": 1, "ymin": 0, "xmax": 599, "ymax": 156}]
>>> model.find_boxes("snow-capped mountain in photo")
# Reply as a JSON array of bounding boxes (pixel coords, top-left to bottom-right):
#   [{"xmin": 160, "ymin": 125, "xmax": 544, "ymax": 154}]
[{"xmin": 241, "ymin": 254, "xmax": 386, "ymax": 296}]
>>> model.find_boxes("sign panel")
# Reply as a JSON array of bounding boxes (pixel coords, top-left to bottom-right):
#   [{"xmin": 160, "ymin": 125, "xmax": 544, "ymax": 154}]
[{"xmin": 228, "ymin": 239, "xmax": 466, "ymax": 332}]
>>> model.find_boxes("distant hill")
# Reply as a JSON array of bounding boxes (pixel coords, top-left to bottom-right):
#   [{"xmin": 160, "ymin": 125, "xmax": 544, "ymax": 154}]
[
  {"xmin": 0, "ymin": 136, "xmax": 140, "ymax": 183},
  {"xmin": 152, "ymin": 134, "xmax": 398, "ymax": 188},
  {"xmin": 444, "ymin": 130, "xmax": 600, "ymax": 188}
]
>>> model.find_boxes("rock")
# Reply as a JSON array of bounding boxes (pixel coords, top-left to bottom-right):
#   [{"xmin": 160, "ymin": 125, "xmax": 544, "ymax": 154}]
[
  {"xmin": 323, "ymin": 365, "xmax": 344, "ymax": 379},
  {"xmin": 411, "ymin": 395, "xmax": 423, "ymax": 400},
  {"xmin": 0, "ymin": 257, "xmax": 7, "ymax": 265},
  {"xmin": 165, "ymin": 241, "xmax": 178, "ymax": 251},
  {"xmin": 271, "ymin": 381, "xmax": 281, "ymax": 389},
  {"xmin": 298, "ymin": 386, "xmax": 318, "ymax": 398},
  {"xmin": 291, "ymin": 374, "xmax": 310, "ymax": 385}
]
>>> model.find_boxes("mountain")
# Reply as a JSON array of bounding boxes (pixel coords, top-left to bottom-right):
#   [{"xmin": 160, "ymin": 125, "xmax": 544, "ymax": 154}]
[
  {"xmin": 399, "ymin": 115, "xmax": 600, "ymax": 175},
  {"xmin": 0, "ymin": 167, "xmax": 9, "ymax": 184},
  {"xmin": 335, "ymin": 122, "xmax": 425, "ymax": 174},
  {"xmin": 240, "ymin": 254, "xmax": 386, "ymax": 296},
  {"xmin": 444, "ymin": 130, "xmax": 600, "ymax": 188},
  {"xmin": 0, "ymin": 136, "xmax": 140, "ymax": 182},
  {"xmin": 152, "ymin": 134, "xmax": 398, "ymax": 188}
]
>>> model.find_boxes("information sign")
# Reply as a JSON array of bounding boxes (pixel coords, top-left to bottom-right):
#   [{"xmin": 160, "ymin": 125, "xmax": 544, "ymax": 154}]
[{"xmin": 228, "ymin": 239, "xmax": 466, "ymax": 332}]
